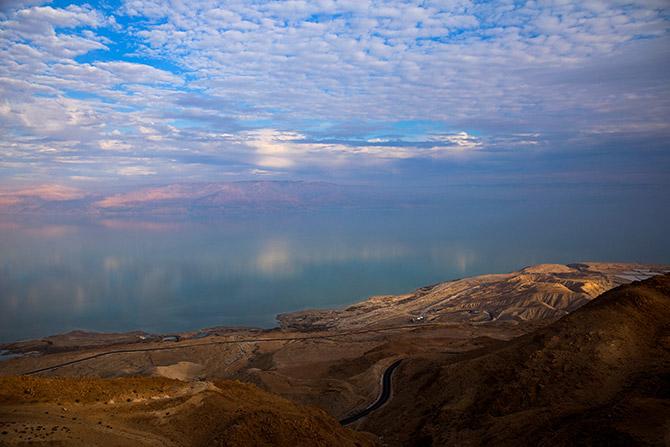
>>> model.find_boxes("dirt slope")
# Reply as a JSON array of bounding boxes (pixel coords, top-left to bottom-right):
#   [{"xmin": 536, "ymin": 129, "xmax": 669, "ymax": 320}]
[
  {"xmin": 0, "ymin": 376, "xmax": 377, "ymax": 446},
  {"xmin": 361, "ymin": 274, "xmax": 670, "ymax": 446}
]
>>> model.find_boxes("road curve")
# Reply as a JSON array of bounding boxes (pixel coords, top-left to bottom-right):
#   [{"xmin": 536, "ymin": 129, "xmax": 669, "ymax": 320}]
[{"xmin": 339, "ymin": 359, "xmax": 403, "ymax": 425}]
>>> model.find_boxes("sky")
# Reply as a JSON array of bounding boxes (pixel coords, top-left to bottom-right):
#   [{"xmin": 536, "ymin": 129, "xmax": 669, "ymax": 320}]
[{"xmin": 0, "ymin": 0, "xmax": 669, "ymax": 191}]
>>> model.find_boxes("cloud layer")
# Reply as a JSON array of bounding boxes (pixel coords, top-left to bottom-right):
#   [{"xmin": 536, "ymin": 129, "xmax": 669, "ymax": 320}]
[{"xmin": 0, "ymin": 0, "xmax": 668, "ymax": 188}]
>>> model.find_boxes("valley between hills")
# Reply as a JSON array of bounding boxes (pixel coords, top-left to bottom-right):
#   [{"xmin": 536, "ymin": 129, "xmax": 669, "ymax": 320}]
[{"xmin": 0, "ymin": 262, "xmax": 669, "ymax": 446}]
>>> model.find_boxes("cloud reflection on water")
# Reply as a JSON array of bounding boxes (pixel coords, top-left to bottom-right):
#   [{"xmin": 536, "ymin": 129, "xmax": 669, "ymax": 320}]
[{"xmin": 0, "ymin": 188, "xmax": 667, "ymax": 342}]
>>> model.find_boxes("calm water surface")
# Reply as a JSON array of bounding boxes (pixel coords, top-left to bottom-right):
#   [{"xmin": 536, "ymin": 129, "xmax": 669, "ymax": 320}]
[{"xmin": 1, "ymin": 187, "xmax": 668, "ymax": 342}]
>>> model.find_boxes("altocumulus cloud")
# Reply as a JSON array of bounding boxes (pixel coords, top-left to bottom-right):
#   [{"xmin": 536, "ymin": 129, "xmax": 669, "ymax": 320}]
[{"xmin": 0, "ymin": 0, "xmax": 668, "ymax": 188}]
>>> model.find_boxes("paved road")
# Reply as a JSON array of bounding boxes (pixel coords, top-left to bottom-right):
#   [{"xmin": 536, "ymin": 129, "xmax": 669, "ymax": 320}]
[
  {"xmin": 339, "ymin": 359, "xmax": 403, "ymax": 425},
  {"xmin": 20, "ymin": 324, "xmax": 446, "ymax": 375}
]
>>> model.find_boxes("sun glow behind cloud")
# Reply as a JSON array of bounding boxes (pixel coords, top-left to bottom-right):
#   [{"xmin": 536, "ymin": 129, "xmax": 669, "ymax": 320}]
[{"xmin": 0, "ymin": 0, "xmax": 668, "ymax": 188}]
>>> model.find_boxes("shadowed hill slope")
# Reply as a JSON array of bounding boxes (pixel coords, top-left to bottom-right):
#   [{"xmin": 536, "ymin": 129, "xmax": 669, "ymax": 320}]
[
  {"xmin": 362, "ymin": 274, "xmax": 670, "ymax": 446},
  {"xmin": 0, "ymin": 376, "xmax": 377, "ymax": 446}
]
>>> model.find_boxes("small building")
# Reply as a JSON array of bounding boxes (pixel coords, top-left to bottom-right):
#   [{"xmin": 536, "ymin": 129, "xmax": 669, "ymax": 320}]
[{"xmin": 161, "ymin": 335, "xmax": 181, "ymax": 342}]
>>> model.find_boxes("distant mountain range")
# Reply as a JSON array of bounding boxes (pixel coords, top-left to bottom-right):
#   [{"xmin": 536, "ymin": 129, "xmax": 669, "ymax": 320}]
[{"xmin": 0, "ymin": 181, "xmax": 361, "ymax": 215}]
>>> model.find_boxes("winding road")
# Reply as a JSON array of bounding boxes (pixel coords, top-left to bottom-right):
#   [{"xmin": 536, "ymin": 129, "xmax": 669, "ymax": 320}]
[
  {"xmin": 16, "ymin": 329, "xmax": 407, "ymax": 426},
  {"xmin": 19, "ymin": 324, "xmax": 441, "ymax": 375},
  {"xmin": 339, "ymin": 359, "xmax": 403, "ymax": 425}
]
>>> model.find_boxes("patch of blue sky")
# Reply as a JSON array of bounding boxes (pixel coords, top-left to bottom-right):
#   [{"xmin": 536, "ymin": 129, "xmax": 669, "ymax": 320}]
[
  {"xmin": 49, "ymin": 0, "xmax": 124, "ymax": 15},
  {"xmin": 48, "ymin": 0, "xmax": 92, "ymax": 9},
  {"xmin": 63, "ymin": 89, "xmax": 113, "ymax": 102},
  {"xmin": 387, "ymin": 120, "xmax": 448, "ymax": 137},
  {"xmin": 297, "ymin": 120, "xmax": 454, "ymax": 142},
  {"xmin": 238, "ymin": 118, "xmax": 277, "ymax": 129},
  {"xmin": 291, "ymin": 119, "xmax": 338, "ymax": 133},
  {"xmin": 417, "ymin": 20, "xmax": 481, "ymax": 42},
  {"xmin": 46, "ymin": 1, "xmax": 182, "ymax": 76},
  {"xmin": 73, "ymin": 26, "xmax": 186, "ymax": 76},
  {"xmin": 305, "ymin": 12, "xmax": 352, "ymax": 24},
  {"xmin": 76, "ymin": 49, "xmax": 186, "ymax": 76},
  {"xmin": 369, "ymin": 32, "xmax": 396, "ymax": 46},
  {"xmin": 34, "ymin": 91, "xmax": 58, "ymax": 99},
  {"xmin": 308, "ymin": 120, "xmax": 443, "ymax": 143},
  {"xmin": 631, "ymin": 34, "xmax": 663, "ymax": 41},
  {"xmin": 167, "ymin": 118, "xmax": 213, "ymax": 129}
]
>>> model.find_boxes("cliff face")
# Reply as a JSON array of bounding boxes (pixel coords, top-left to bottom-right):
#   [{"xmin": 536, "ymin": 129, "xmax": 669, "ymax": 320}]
[
  {"xmin": 279, "ymin": 263, "xmax": 670, "ymax": 331},
  {"xmin": 361, "ymin": 274, "xmax": 670, "ymax": 446},
  {"xmin": 0, "ymin": 376, "xmax": 378, "ymax": 446}
]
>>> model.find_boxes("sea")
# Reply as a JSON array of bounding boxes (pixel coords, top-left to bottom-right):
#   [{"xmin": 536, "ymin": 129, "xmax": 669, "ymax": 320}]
[{"xmin": 1, "ymin": 185, "xmax": 668, "ymax": 342}]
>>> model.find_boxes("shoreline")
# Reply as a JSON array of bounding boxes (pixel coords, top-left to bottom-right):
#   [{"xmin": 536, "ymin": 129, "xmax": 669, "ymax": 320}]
[{"xmin": 2, "ymin": 262, "xmax": 669, "ymax": 359}]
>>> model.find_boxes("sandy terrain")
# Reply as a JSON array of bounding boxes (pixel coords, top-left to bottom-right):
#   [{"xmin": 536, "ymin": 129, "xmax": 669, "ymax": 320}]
[
  {"xmin": 361, "ymin": 273, "xmax": 670, "ymax": 446},
  {"xmin": 278, "ymin": 263, "xmax": 670, "ymax": 331},
  {"xmin": 0, "ymin": 376, "xmax": 376, "ymax": 446},
  {"xmin": 1, "ymin": 262, "xmax": 668, "ymax": 445},
  {"xmin": 154, "ymin": 362, "xmax": 204, "ymax": 381},
  {"xmin": 0, "ymin": 322, "xmax": 530, "ymax": 418}
]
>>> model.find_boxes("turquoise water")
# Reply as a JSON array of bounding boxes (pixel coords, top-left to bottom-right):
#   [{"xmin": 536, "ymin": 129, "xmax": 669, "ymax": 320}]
[{"xmin": 1, "ymin": 187, "xmax": 668, "ymax": 342}]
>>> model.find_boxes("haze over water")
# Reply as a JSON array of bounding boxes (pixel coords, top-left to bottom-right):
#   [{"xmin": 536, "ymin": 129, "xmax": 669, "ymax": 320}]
[
  {"xmin": 1, "ymin": 185, "xmax": 668, "ymax": 343},
  {"xmin": 1, "ymin": 1, "xmax": 669, "ymax": 343}
]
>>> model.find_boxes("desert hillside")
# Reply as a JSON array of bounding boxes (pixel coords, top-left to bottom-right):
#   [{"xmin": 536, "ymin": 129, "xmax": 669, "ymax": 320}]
[
  {"xmin": 1, "ymin": 263, "xmax": 668, "ymax": 426},
  {"xmin": 361, "ymin": 274, "xmax": 670, "ymax": 446},
  {"xmin": 1, "ymin": 263, "xmax": 668, "ymax": 447},
  {"xmin": 279, "ymin": 263, "xmax": 669, "ymax": 330},
  {"xmin": 0, "ymin": 375, "xmax": 376, "ymax": 446}
]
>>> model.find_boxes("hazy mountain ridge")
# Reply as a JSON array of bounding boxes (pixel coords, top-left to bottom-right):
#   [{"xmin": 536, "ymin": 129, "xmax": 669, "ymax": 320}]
[{"xmin": 0, "ymin": 181, "xmax": 360, "ymax": 215}]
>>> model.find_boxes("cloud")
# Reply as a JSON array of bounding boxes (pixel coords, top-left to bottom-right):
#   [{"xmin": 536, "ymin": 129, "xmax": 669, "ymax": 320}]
[
  {"xmin": 427, "ymin": 132, "xmax": 481, "ymax": 150},
  {"xmin": 94, "ymin": 61, "xmax": 183, "ymax": 85},
  {"xmin": 0, "ymin": 0, "xmax": 668, "ymax": 188},
  {"xmin": 238, "ymin": 128, "xmax": 479, "ymax": 170},
  {"xmin": 0, "ymin": 0, "xmax": 52, "ymax": 13},
  {"xmin": 99, "ymin": 139, "xmax": 133, "ymax": 151},
  {"xmin": 116, "ymin": 166, "xmax": 157, "ymax": 176}
]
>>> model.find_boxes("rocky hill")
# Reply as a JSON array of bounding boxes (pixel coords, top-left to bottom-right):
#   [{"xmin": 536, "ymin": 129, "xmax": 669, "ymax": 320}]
[
  {"xmin": 361, "ymin": 274, "xmax": 670, "ymax": 446},
  {"xmin": 0, "ymin": 375, "xmax": 376, "ymax": 446},
  {"xmin": 279, "ymin": 263, "xmax": 670, "ymax": 331}
]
